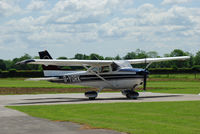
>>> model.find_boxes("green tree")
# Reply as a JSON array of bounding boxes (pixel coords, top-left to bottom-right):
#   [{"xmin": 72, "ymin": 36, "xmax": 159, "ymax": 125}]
[
  {"xmin": 170, "ymin": 49, "xmax": 187, "ymax": 57},
  {"xmin": 33, "ymin": 56, "xmax": 40, "ymax": 59},
  {"xmin": 74, "ymin": 54, "xmax": 84, "ymax": 59},
  {"xmin": 115, "ymin": 55, "xmax": 121, "ymax": 60},
  {"xmin": 169, "ymin": 49, "xmax": 190, "ymax": 68},
  {"xmin": 12, "ymin": 54, "xmax": 39, "ymax": 70},
  {"xmin": 147, "ymin": 51, "xmax": 158, "ymax": 58},
  {"xmin": 194, "ymin": 51, "xmax": 200, "ymax": 65},
  {"xmin": 4, "ymin": 60, "xmax": 12, "ymax": 70},
  {"xmin": 123, "ymin": 49, "xmax": 148, "ymax": 59},
  {"xmin": 124, "ymin": 52, "xmax": 136, "ymax": 59},
  {"xmin": 123, "ymin": 49, "xmax": 147, "ymax": 68},
  {"xmin": 0, "ymin": 59, "xmax": 6, "ymax": 70},
  {"xmin": 135, "ymin": 49, "xmax": 147, "ymax": 59},
  {"xmin": 105, "ymin": 57, "xmax": 113, "ymax": 60},
  {"xmin": 146, "ymin": 51, "xmax": 160, "ymax": 68},
  {"xmin": 57, "ymin": 56, "xmax": 68, "ymax": 59},
  {"xmin": 74, "ymin": 54, "xmax": 90, "ymax": 60},
  {"xmin": 90, "ymin": 53, "xmax": 104, "ymax": 60}
]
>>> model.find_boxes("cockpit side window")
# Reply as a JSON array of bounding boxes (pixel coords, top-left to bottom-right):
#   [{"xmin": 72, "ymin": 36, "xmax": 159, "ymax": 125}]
[{"xmin": 100, "ymin": 66, "xmax": 110, "ymax": 73}]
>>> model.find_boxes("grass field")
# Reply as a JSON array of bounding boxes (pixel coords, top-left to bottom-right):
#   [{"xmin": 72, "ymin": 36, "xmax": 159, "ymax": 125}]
[
  {"xmin": 149, "ymin": 73, "xmax": 200, "ymax": 79},
  {"xmin": 0, "ymin": 78, "xmax": 83, "ymax": 88},
  {"xmin": 0, "ymin": 77, "xmax": 200, "ymax": 94},
  {"xmin": 146, "ymin": 81, "xmax": 200, "ymax": 94},
  {"xmin": 5, "ymin": 75, "xmax": 200, "ymax": 134},
  {"xmin": 8, "ymin": 101, "xmax": 200, "ymax": 134}
]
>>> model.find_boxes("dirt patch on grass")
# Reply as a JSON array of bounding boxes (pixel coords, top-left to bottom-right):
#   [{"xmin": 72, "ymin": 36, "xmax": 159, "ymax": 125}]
[
  {"xmin": 0, "ymin": 87, "xmax": 92, "ymax": 94},
  {"xmin": 0, "ymin": 87, "xmax": 161, "ymax": 95},
  {"xmin": 0, "ymin": 87, "xmax": 123, "ymax": 95},
  {"xmin": 149, "ymin": 78, "xmax": 200, "ymax": 81}
]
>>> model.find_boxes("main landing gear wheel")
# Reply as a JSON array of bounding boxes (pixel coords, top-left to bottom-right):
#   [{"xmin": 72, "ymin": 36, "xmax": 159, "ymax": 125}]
[
  {"xmin": 89, "ymin": 97, "xmax": 96, "ymax": 100},
  {"xmin": 85, "ymin": 91, "xmax": 98, "ymax": 100},
  {"xmin": 121, "ymin": 89, "xmax": 139, "ymax": 99}
]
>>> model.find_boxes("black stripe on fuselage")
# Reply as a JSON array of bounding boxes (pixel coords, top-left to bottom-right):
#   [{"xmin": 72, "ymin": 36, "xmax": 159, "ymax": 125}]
[
  {"xmin": 80, "ymin": 74, "xmax": 137, "ymax": 77},
  {"xmin": 50, "ymin": 74, "xmax": 145, "ymax": 83},
  {"xmin": 79, "ymin": 74, "xmax": 144, "ymax": 81}
]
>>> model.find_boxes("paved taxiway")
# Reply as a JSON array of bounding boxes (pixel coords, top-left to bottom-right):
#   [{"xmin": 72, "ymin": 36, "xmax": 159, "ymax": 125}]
[{"xmin": 0, "ymin": 92, "xmax": 200, "ymax": 134}]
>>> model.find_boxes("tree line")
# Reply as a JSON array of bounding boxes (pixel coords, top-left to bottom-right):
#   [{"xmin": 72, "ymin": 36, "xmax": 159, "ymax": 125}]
[{"xmin": 0, "ymin": 49, "xmax": 200, "ymax": 71}]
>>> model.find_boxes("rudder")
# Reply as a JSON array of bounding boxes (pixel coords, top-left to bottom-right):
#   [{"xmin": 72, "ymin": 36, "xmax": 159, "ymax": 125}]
[
  {"xmin": 39, "ymin": 50, "xmax": 53, "ymax": 59},
  {"xmin": 38, "ymin": 50, "xmax": 60, "ymax": 75}
]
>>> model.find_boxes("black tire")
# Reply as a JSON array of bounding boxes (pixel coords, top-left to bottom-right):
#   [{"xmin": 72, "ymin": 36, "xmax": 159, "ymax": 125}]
[
  {"xmin": 126, "ymin": 94, "xmax": 131, "ymax": 99},
  {"xmin": 126, "ymin": 91, "xmax": 139, "ymax": 99},
  {"xmin": 126, "ymin": 94, "xmax": 138, "ymax": 99},
  {"xmin": 85, "ymin": 91, "xmax": 98, "ymax": 100},
  {"xmin": 89, "ymin": 97, "xmax": 96, "ymax": 100}
]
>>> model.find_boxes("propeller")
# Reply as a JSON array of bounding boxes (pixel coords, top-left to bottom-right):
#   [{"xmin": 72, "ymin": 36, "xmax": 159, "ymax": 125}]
[
  {"xmin": 143, "ymin": 58, "xmax": 149, "ymax": 91},
  {"xmin": 143, "ymin": 71, "xmax": 147, "ymax": 91}
]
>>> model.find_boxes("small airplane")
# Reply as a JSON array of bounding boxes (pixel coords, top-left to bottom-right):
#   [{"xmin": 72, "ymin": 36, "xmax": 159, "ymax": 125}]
[{"xmin": 18, "ymin": 50, "xmax": 190, "ymax": 100}]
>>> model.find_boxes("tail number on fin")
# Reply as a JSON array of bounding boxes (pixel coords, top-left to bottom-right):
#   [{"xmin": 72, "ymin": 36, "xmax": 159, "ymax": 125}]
[{"xmin": 63, "ymin": 75, "xmax": 81, "ymax": 83}]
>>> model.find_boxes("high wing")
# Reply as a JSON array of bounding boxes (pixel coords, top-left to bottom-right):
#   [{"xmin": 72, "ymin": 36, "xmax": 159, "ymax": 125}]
[
  {"xmin": 127, "ymin": 56, "xmax": 190, "ymax": 64},
  {"xmin": 18, "ymin": 56, "xmax": 190, "ymax": 66},
  {"xmin": 18, "ymin": 59, "xmax": 113, "ymax": 66}
]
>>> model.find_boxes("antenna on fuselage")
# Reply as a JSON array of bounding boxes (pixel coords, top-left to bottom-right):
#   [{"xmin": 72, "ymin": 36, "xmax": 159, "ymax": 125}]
[{"xmin": 94, "ymin": 56, "xmax": 99, "ymax": 60}]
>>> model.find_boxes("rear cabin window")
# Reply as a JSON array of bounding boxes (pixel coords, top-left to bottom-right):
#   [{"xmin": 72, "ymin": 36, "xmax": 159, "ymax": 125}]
[
  {"xmin": 111, "ymin": 62, "xmax": 119, "ymax": 71},
  {"xmin": 91, "ymin": 67, "xmax": 99, "ymax": 73}
]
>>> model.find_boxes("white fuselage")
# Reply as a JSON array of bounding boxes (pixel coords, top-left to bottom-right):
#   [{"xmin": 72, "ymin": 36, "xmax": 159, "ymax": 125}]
[
  {"xmin": 47, "ymin": 68, "xmax": 145, "ymax": 90},
  {"xmin": 76, "ymin": 77, "xmax": 143, "ymax": 89}
]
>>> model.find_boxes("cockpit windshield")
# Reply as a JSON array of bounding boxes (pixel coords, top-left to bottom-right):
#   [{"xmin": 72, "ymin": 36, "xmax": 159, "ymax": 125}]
[
  {"xmin": 90, "ymin": 60, "xmax": 132, "ymax": 74},
  {"xmin": 113, "ymin": 60, "xmax": 132, "ymax": 68}
]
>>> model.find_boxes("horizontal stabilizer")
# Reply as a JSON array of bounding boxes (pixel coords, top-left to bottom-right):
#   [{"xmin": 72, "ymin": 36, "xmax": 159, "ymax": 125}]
[{"xmin": 25, "ymin": 77, "xmax": 59, "ymax": 81}]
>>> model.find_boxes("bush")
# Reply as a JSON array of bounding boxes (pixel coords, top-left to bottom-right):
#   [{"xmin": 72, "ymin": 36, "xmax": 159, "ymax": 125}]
[
  {"xmin": 0, "ymin": 68, "xmax": 198, "ymax": 78},
  {"xmin": 172, "ymin": 65, "xmax": 178, "ymax": 71},
  {"xmin": 0, "ymin": 70, "xmax": 43, "ymax": 78},
  {"xmin": 192, "ymin": 65, "xmax": 200, "ymax": 71},
  {"xmin": 9, "ymin": 69, "xmax": 17, "ymax": 73},
  {"xmin": 148, "ymin": 68, "xmax": 194, "ymax": 74}
]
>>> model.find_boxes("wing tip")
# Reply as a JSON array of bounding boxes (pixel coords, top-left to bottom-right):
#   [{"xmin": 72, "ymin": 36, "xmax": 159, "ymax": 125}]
[{"xmin": 16, "ymin": 59, "xmax": 35, "ymax": 65}]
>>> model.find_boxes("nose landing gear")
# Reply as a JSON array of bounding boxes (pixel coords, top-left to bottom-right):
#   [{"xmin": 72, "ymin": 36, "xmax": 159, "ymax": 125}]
[{"xmin": 85, "ymin": 91, "xmax": 98, "ymax": 100}]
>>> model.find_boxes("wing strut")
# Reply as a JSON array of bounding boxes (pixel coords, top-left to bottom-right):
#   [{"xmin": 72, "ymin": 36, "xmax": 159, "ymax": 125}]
[
  {"xmin": 145, "ymin": 62, "xmax": 153, "ymax": 70},
  {"xmin": 143, "ymin": 61, "xmax": 152, "ymax": 91},
  {"xmin": 83, "ymin": 65, "xmax": 115, "ymax": 88}
]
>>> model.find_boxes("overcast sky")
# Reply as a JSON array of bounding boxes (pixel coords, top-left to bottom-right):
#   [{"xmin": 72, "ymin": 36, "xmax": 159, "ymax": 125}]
[{"xmin": 0, "ymin": 0, "xmax": 200, "ymax": 59}]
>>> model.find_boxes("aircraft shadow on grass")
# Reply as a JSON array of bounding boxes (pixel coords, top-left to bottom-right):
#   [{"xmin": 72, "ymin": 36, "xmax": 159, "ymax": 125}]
[{"xmin": 9, "ymin": 95, "xmax": 182, "ymax": 105}]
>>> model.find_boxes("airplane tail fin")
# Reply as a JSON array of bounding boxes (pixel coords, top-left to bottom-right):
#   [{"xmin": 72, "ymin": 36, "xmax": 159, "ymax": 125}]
[
  {"xmin": 39, "ymin": 50, "xmax": 53, "ymax": 59},
  {"xmin": 38, "ymin": 50, "xmax": 60, "ymax": 76},
  {"xmin": 38, "ymin": 50, "xmax": 79, "ymax": 77}
]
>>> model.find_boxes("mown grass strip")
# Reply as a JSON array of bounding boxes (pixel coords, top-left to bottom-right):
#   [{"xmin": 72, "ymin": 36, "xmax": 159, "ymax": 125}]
[
  {"xmin": 0, "ymin": 78, "xmax": 84, "ymax": 88},
  {"xmin": 8, "ymin": 101, "xmax": 200, "ymax": 134},
  {"xmin": 1, "ymin": 78, "xmax": 200, "ymax": 94},
  {"xmin": 150, "ymin": 73, "xmax": 200, "ymax": 79},
  {"xmin": 146, "ymin": 81, "xmax": 200, "ymax": 94}
]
